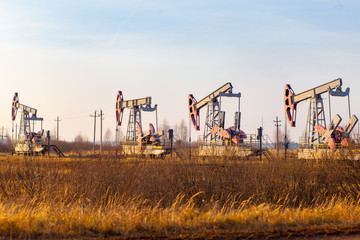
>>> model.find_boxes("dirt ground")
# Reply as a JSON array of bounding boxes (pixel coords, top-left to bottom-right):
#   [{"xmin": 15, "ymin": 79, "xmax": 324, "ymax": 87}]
[{"xmin": 151, "ymin": 226, "xmax": 360, "ymax": 240}]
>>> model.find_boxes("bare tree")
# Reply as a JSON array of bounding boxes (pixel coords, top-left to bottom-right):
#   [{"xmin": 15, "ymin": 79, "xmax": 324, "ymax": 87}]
[
  {"xmin": 104, "ymin": 128, "xmax": 112, "ymax": 145},
  {"xmin": 272, "ymin": 127, "xmax": 291, "ymax": 149},
  {"xmin": 179, "ymin": 119, "xmax": 188, "ymax": 142},
  {"xmin": 72, "ymin": 132, "xmax": 92, "ymax": 153},
  {"xmin": 115, "ymin": 126, "xmax": 123, "ymax": 143},
  {"xmin": 160, "ymin": 119, "xmax": 171, "ymax": 132},
  {"xmin": 74, "ymin": 132, "xmax": 88, "ymax": 143},
  {"xmin": 50, "ymin": 126, "xmax": 57, "ymax": 139},
  {"xmin": 174, "ymin": 119, "xmax": 188, "ymax": 146}
]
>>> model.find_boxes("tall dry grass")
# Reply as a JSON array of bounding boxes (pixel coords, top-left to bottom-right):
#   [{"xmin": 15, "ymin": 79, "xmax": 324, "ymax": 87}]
[
  {"xmin": 1, "ymin": 154, "xmax": 360, "ymax": 237},
  {"xmin": 1, "ymin": 194, "xmax": 360, "ymax": 238}
]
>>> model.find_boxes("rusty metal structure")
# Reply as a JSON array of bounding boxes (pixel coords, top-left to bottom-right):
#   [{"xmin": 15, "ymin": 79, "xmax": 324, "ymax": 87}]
[
  {"xmin": 115, "ymin": 91, "xmax": 171, "ymax": 158},
  {"xmin": 284, "ymin": 78, "xmax": 358, "ymax": 158}
]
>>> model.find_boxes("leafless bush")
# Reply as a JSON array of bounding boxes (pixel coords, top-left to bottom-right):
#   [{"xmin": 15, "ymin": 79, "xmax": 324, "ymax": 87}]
[
  {"xmin": 0, "ymin": 141, "xmax": 12, "ymax": 153},
  {"xmin": 50, "ymin": 139, "xmax": 92, "ymax": 154}
]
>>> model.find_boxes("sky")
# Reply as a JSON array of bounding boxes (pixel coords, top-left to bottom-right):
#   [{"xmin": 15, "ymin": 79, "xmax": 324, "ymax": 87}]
[{"xmin": 0, "ymin": 0, "xmax": 360, "ymax": 143}]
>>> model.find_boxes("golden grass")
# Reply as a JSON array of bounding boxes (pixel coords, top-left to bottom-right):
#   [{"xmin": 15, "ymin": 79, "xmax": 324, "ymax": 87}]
[
  {"xmin": 1, "ymin": 154, "xmax": 360, "ymax": 238},
  {"xmin": 1, "ymin": 194, "xmax": 360, "ymax": 238}
]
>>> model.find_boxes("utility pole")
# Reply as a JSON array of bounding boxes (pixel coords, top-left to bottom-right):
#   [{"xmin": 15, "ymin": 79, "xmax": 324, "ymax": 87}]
[
  {"xmin": 90, "ymin": 111, "xmax": 100, "ymax": 153},
  {"xmin": 54, "ymin": 116, "xmax": 61, "ymax": 140},
  {"xmin": 100, "ymin": 109, "xmax": 104, "ymax": 155},
  {"xmin": 274, "ymin": 116, "xmax": 281, "ymax": 156}
]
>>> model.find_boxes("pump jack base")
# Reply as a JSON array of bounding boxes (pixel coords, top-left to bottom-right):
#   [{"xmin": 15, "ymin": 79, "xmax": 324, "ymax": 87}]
[
  {"xmin": 198, "ymin": 144, "xmax": 259, "ymax": 159},
  {"xmin": 120, "ymin": 142, "xmax": 171, "ymax": 159},
  {"xmin": 298, "ymin": 147, "xmax": 360, "ymax": 160}
]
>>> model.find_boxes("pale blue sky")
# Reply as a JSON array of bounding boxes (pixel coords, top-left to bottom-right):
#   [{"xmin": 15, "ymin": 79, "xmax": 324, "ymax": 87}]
[{"xmin": 0, "ymin": 0, "xmax": 359, "ymax": 142}]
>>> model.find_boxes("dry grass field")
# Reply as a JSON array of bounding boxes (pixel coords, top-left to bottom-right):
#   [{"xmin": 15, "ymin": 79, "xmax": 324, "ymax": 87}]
[{"xmin": 1, "ymin": 152, "xmax": 360, "ymax": 239}]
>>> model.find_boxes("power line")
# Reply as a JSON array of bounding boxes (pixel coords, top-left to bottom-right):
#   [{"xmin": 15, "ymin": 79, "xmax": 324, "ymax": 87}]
[
  {"xmin": 100, "ymin": 109, "xmax": 104, "ymax": 155},
  {"xmin": 62, "ymin": 115, "xmax": 89, "ymax": 120}
]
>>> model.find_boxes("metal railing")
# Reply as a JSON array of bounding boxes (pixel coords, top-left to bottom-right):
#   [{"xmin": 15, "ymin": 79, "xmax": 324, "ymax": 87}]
[
  {"xmin": 119, "ymin": 140, "xmax": 168, "ymax": 148},
  {"xmin": 196, "ymin": 134, "xmax": 273, "ymax": 150},
  {"xmin": 298, "ymin": 137, "xmax": 346, "ymax": 150}
]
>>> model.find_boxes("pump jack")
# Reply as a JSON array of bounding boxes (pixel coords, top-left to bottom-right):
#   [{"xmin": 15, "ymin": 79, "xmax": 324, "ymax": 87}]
[
  {"xmin": 116, "ymin": 91, "xmax": 172, "ymax": 158},
  {"xmin": 11, "ymin": 92, "xmax": 64, "ymax": 157},
  {"xmin": 284, "ymin": 78, "xmax": 358, "ymax": 158},
  {"xmin": 189, "ymin": 82, "xmax": 252, "ymax": 158}
]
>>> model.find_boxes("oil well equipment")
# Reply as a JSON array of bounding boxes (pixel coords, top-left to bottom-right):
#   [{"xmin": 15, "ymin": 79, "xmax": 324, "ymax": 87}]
[
  {"xmin": 284, "ymin": 78, "xmax": 358, "ymax": 159},
  {"xmin": 11, "ymin": 92, "xmax": 64, "ymax": 156},
  {"xmin": 188, "ymin": 82, "xmax": 259, "ymax": 158},
  {"xmin": 115, "ymin": 91, "xmax": 172, "ymax": 158}
]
